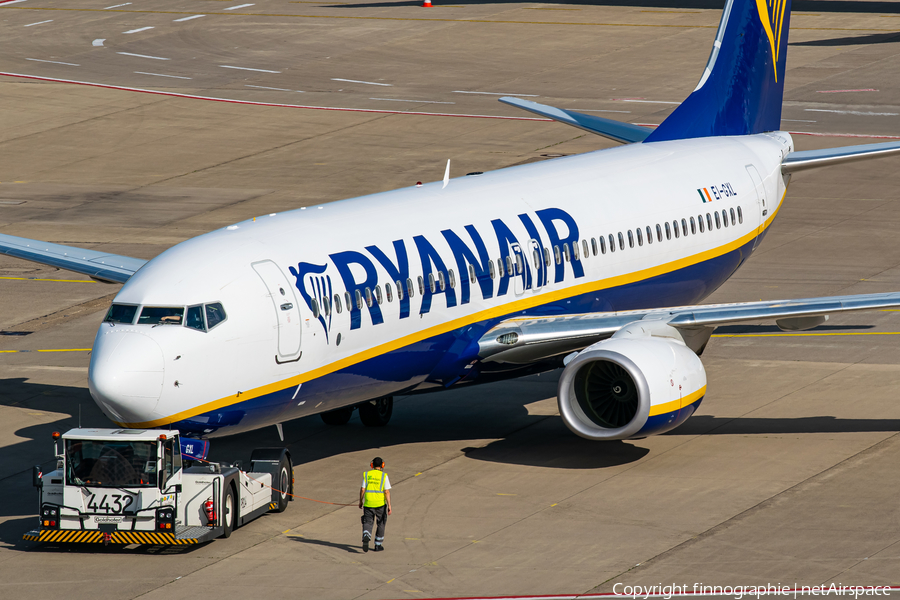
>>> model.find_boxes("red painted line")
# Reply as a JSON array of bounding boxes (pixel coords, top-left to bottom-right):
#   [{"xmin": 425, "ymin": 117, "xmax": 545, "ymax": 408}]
[
  {"xmin": 817, "ymin": 88, "xmax": 878, "ymax": 93},
  {"xmin": 0, "ymin": 71, "xmax": 552, "ymax": 122}
]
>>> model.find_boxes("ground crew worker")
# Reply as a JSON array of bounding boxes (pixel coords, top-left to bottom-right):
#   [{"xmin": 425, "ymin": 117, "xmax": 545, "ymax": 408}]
[{"xmin": 359, "ymin": 456, "xmax": 391, "ymax": 552}]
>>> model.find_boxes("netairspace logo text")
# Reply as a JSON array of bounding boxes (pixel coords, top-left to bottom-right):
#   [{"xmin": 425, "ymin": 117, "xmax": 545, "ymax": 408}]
[{"xmin": 612, "ymin": 584, "xmax": 893, "ymax": 600}]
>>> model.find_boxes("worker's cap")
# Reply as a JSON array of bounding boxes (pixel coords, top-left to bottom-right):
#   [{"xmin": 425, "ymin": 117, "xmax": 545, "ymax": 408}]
[{"xmin": 372, "ymin": 457, "xmax": 384, "ymax": 468}]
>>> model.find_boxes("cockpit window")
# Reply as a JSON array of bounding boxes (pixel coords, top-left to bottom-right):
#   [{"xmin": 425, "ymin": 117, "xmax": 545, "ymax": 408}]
[
  {"xmin": 186, "ymin": 305, "xmax": 205, "ymax": 331},
  {"xmin": 205, "ymin": 303, "xmax": 226, "ymax": 330},
  {"xmin": 138, "ymin": 307, "xmax": 184, "ymax": 325},
  {"xmin": 104, "ymin": 304, "xmax": 137, "ymax": 324}
]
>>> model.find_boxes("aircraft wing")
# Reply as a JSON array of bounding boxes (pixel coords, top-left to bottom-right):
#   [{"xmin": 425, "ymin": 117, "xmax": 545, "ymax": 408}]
[
  {"xmin": 477, "ymin": 291, "xmax": 900, "ymax": 364},
  {"xmin": 499, "ymin": 97, "xmax": 652, "ymax": 144},
  {"xmin": 0, "ymin": 233, "xmax": 146, "ymax": 284}
]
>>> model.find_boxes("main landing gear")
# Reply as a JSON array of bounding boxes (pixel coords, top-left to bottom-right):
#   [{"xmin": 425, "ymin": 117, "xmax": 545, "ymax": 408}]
[{"xmin": 320, "ymin": 397, "xmax": 393, "ymax": 427}]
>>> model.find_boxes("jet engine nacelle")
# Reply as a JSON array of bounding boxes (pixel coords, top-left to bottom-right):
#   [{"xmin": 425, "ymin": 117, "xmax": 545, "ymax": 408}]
[{"xmin": 557, "ymin": 334, "xmax": 707, "ymax": 441}]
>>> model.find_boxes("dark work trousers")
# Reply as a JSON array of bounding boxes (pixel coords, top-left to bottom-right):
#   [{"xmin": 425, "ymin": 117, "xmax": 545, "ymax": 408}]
[{"xmin": 362, "ymin": 505, "xmax": 388, "ymax": 547}]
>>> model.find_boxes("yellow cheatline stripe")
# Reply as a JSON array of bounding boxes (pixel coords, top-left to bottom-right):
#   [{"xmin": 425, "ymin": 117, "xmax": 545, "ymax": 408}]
[
  {"xmin": 0, "ymin": 276, "xmax": 94, "ymax": 283},
  {"xmin": 119, "ymin": 191, "xmax": 787, "ymax": 428},
  {"xmin": 8, "ymin": 7, "xmax": 897, "ymax": 31},
  {"xmin": 713, "ymin": 331, "xmax": 900, "ymax": 338},
  {"xmin": 0, "ymin": 349, "xmax": 91, "ymax": 353},
  {"xmin": 648, "ymin": 386, "xmax": 706, "ymax": 417}
]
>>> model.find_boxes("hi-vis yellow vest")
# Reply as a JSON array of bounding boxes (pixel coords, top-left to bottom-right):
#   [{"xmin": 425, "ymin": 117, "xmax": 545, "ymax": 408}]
[{"xmin": 363, "ymin": 469, "xmax": 387, "ymax": 508}]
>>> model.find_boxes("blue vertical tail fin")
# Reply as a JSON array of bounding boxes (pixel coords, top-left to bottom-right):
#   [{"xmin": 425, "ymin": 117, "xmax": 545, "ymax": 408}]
[{"xmin": 645, "ymin": 0, "xmax": 792, "ymax": 142}]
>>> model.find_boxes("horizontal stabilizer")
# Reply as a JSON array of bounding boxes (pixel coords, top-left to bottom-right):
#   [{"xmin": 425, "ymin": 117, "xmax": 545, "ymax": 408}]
[
  {"xmin": 782, "ymin": 140, "xmax": 900, "ymax": 173},
  {"xmin": 0, "ymin": 233, "xmax": 146, "ymax": 283},
  {"xmin": 499, "ymin": 97, "xmax": 651, "ymax": 144}
]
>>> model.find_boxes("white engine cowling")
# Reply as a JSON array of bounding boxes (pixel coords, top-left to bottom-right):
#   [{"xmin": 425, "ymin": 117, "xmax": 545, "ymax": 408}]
[{"xmin": 557, "ymin": 334, "xmax": 707, "ymax": 441}]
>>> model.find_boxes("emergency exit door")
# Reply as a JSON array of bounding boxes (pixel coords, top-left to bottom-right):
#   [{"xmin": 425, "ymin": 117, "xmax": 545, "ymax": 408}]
[
  {"xmin": 252, "ymin": 260, "xmax": 302, "ymax": 362},
  {"xmin": 745, "ymin": 164, "xmax": 767, "ymax": 251}
]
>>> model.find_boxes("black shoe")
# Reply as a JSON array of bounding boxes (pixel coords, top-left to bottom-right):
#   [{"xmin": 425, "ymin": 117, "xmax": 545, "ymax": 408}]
[
  {"xmin": 374, "ymin": 545, "xmax": 384, "ymax": 552},
  {"xmin": 362, "ymin": 532, "xmax": 371, "ymax": 552}
]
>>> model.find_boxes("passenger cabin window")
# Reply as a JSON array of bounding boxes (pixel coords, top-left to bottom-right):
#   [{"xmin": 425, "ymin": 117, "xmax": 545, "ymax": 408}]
[
  {"xmin": 563, "ymin": 243, "xmax": 571, "ymax": 263},
  {"xmin": 714, "ymin": 211, "xmax": 721, "ymax": 229},
  {"xmin": 665, "ymin": 222, "xmax": 671, "ymax": 240},
  {"xmin": 506, "ymin": 256, "xmax": 515, "ymax": 274},
  {"xmin": 582, "ymin": 239, "xmax": 589, "ymax": 258},
  {"xmin": 636, "ymin": 227, "xmax": 643, "ymax": 246},
  {"xmin": 627, "ymin": 230, "xmax": 634, "ymax": 248},
  {"xmin": 609, "ymin": 234, "xmax": 616, "ymax": 253},
  {"xmin": 438, "ymin": 271, "xmax": 446, "ymax": 291},
  {"xmin": 139, "ymin": 307, "xmax": 184, "ymax": 326},
  {"xmin": 543, "ymin": 247, "xmax": 551, "ymax": 267},
  {"xmin": 591, "ymin": 238, "xmax": 598, "ymax": 256},
  {"xmin": 570, "ymin": 243, "xmax": 578, "ymax": 261},
  {"xmin": 656, "ymin": 224, "xmax": 662, "ymax": 242},
  {"xmin": 334, "ymin": 294, "xmax": 343, "ymax": 314},
  {"xmin": 730, "ymin": 208, "xmax": 736, "ymax": 226},
  {"xmin": 646, "ymin": 226, "xmax": 653, "ymax": 244},
  {"xmin": 685, "ymin": 218, "xmax": 691, "ymax": 235},
  {"xmin": 449, "ymin": 269, "xmax": 456, "ymax": 289},
  {"xmin": 406, "ymin": 278, "xmax": 415, "ymax": 298},
  {"xmin": 345, "ymin": 292, "xmax": 352, "ymax": 311},
  {"xmin": 488, "ymin": 261, "xmax": 496, "ymax": 280},
  {"xmin": 355, "ymin": 289, "xmax": 364, "ymax": 310},
  {"xmin": 698, "ymin": 215, "xmax": 705, "ymax": 233},
  {"xmin": 206, "ymin": 303, "xmax": 226, "ymax": 329},
  {"xmin": 365, "ymin": 287, "xmax": 373, "ymax": 308},
  {"xmin": 186, "ymin": 305, "xmax": 205, "ymax": 331},
  {"xmin": 722, "ymin": 209, "xmax": 729, "ymax": 227},
  {"xmin": 469, "ymin": 264, "xmax": 477, "ymax": 284},
  {"xmin": 673, "ymin": 220, "xmax": 680, "ymax": 238},
  {"xmin": 737, "ymin": 206, "xmax": 743, "ymax": 224},
  {"xmin": 554, "ymin": 246, "xmax": 562, "ymax": 265},
  {"xmin": 706, "ymin": 213, "xmax": 713, "ymax": 231},
  {"xmin": 428, "ymin": 273, "xmax": 436, "ymax": 293},
  {"xmin": 385, "ymin": 283, "xmax": 393, "ymax": 303},
  {"xmin": 374, "ymin": 285, "xmax": 383, "ymax": 305},
  {"xmin": 105, "ymin": 304, "xmax": 138, "ymax": 324},
  {"xmin": 311, "ymin": 299, "xmax": 320, "ymax": 318}
]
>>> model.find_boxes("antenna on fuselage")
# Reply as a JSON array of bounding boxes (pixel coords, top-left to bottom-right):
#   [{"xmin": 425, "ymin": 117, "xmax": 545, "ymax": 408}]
[
  {"xmin": 275, "ymin": 423, "xmax": 284, "ymax": 442},
  {"xmin": 442, "ymin": 159, "xmax": 450, "ymax": 189}
]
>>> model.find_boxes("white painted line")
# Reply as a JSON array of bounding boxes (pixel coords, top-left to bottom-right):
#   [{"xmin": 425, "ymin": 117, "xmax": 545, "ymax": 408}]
[
  {"xmin": 104, "ymin": 2, "xmax": 131, "ymax": 8},
  {"xmin": 135, "ymin": 71, "xmax": 191, "ymax": 80},
  {"xmin": 118, "ymin": 51, "xmax": 170, "ymax": 60},
  {"xmin": 614, "ymin": 98, "xmax": 680, "ymax": 104},
  {"xmin": 123, "ymin": 26, "xmax": 154, "ymax": 34},
  {"xmin": 572, "ymin": 109, "xmax": 631, "ymax": 113},
  {"xmin": 92, "ymin": 39, "xmax": 105, "ymax": 47},
  {"xmin": 25, "ymin": 58, "xmax": 79, "ymax": 66},
  {"xmin": 332, "ymin": 78, "xmax": 391, "ymax": 86},
  {"xmin": 246, "ymin": 84, "xmax": 295, "ymax": 91},
  {"xmin": 370, "ymin": 97, "xmax": 454, "ymax": 104},
  {"xmin": 24, "ymin": 19, "xmax": 52, "ymax": 26},
  {"xmin": 224, "ymin": 3, "xmax": 254, "ymax": 9},
  {"xmin": 174, "ymin": 14, "xmax": 205, "ymax": 21},
  {"xmin": 453, "ymin": 90, "xmax": 538, "ymax": 97},
  {"xmin": 782, "ymin": 119, "xmax": 816, "ymax": 123},
  {"xmin": 805, "ymin": 108, "xmax": 898, "ymax": 116},
  {"xmin": 221, "ymin": 65, "xmax": 280, "ymax": 73}
]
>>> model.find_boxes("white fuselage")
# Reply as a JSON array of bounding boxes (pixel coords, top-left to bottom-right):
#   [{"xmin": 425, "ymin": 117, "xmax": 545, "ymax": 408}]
[{"xmin": 88, "ymin": 132, "xmax": 792, "ymax": 437}]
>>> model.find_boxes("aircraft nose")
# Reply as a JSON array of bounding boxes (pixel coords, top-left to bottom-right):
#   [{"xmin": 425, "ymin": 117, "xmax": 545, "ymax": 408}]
[{"xmin": 89, "ymin": 329, "xmax": 165, "ymax": 424}]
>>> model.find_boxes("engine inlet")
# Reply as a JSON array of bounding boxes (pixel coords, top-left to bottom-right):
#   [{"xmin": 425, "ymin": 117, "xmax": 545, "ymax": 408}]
[{"xmin": 573, "ymin": 360, "xmax": 639, "ymax": 428}]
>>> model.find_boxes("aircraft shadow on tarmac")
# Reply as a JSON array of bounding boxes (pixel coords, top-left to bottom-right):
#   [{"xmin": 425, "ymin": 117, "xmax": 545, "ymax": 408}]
[
  {"xmin": 324, "ymin": 0, "xmax": 900, "ymax": 15},
  {"xmin": 791, "ymin": 32, "xmax": 900, "ymax": 47},
  {"xmin": 713, "ymin": 324, "xmax": 874, "ymax": 333}
]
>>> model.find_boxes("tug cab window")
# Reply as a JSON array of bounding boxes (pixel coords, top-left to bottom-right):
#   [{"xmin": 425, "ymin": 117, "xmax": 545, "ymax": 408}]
[
  {"xmin": 139, "ymin": 307, "xmax": 184, "ymax": 325},
  {"xmin": 105, "ymin": 304, "xmax": 138, "ymax": 324}
]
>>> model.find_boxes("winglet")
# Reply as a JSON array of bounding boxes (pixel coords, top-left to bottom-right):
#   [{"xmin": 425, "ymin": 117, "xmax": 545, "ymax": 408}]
[{"xmin": 499, "ymin": 97, "xmax": 651, "ymax": 144}]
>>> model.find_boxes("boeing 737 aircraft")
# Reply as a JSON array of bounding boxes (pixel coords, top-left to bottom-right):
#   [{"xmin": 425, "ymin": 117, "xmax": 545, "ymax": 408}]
[{"xmin": 5, "ymin": 0, "xmax": 900, "ymax": 443}]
